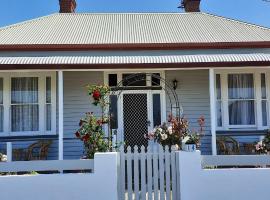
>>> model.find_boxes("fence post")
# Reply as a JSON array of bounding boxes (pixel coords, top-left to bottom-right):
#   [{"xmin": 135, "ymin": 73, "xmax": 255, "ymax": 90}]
[
  {"xmin": 94, "ymin": 152, "xmax": 119, "ymax": 200},
  {"xmin": 178, "ymin": 151, "xmax": 202, "ymax": 200},
  {"xmin": 6, "ymin": 142, "xmax": 12, "ymax": 162}
]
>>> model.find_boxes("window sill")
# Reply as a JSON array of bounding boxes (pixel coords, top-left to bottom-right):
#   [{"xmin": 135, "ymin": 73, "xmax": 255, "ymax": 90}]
[
  {"xmin": 0, "ymin": 131, "xmax": 57, "ymax": 137},
  {"xmin": 216, "ymin": 129, "xmax": 268, "ymax": 137},
  {"xmin": 0, "ymin": 134, "xmax": 59, "ymax": 142}
]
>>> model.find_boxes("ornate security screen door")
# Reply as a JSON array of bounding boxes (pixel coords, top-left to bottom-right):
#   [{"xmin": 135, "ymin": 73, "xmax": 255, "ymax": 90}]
[
  {"xmin": 118, "ymin": 90, "xmax": 163, "ymax": 150},
  {"xmin": 123, "ymin": 93, "xmax": 148, "ymax": 149}
]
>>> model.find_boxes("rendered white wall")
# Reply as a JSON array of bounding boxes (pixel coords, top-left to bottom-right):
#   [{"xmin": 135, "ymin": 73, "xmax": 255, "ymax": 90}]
[
  {"xmin": 178, "ymin": 151, "xmax": 270, "ymax": 200},
  {"xmin": 0, "ymin": 152, "xmax": 118, "ymax": 200}
]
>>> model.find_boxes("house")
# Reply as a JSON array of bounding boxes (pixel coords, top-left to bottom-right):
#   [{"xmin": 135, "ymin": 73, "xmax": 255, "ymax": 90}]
[{"xmin": 0, "ymin": 0, "xmax": 270, "ymax": 160}]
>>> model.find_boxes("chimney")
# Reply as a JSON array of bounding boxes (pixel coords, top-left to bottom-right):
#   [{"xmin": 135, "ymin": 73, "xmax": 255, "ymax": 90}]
[
  {"xmin": 59, "ymin": 0, "xmax": 77, "ymax": 13},
  {"xmin": 179, "ymin": 0, "xmax": 201, "ymax": 12}
]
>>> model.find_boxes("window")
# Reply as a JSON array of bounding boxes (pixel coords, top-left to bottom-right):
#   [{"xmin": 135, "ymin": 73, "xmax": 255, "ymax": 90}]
[
  {"xmin": 11, "ymin": 77, "xmax": 39, "ymax": 132},
  {"xmin": 122, "ymin": 73, "xmax": 147, "ymax": 86},
  {"xmin": 261, "ymin": 73, "xmax": 268, "ymax": 126},
  {"xmin": 228, "ymin": 74, "xmax": 255, "ymax": 126},
  {"xmin": 108, "ymin": 74, "xmax": 118, "ymax": 87},
  {"xmin": 216, "ymin": 74, "xmax": 222, "ymax": 127},
  {"xmin": 46, "ymin": 77, "xmax": 52, "ymax": 131},
  {"xmin": 153, "ymin": 94, "xmax": 161, "ymax": 127},
  {"xmin": 151, "ymin": 73, "xmax": 161, "ymax": 86},
  {"xmin": 109, "ymin": 95, "xmax": 118, "ymax": 129},
  {"xmin": 0, "ymin": 72, "xmax": 56, "ymax": 135},
  {"xmin": 216, "ymin": 72, "xmax": 269, "ymax": 129},
  {"xmin": 0, "ymin": 78, "xmax": 3, "ymax": 132}
]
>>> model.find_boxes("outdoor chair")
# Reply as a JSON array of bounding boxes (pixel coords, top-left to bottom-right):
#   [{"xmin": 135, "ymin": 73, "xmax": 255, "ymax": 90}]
[
  {"xmin": 217, "ymin": 136, "xmax": 240, "ymax": 155},
  {"xmin": 243, "ymin": 143, "xmax": 256, "ymax": 155},
  {"xmin": 26, "ymin": 140, "xmax": 52, "ymax": 161},
  {"xmin": 11, "ymin": 140, "xmax": 53, "ymax": 161},
  {"xmin": 13, "ymin": 148, "xmax": 26, "ymax": 161}
]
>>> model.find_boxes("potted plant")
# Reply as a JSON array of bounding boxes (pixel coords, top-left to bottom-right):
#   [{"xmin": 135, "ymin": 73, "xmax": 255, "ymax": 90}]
[
  {"xmin": 182, "ymin": 116, "xmax": 205, "ymax": 152},
  {"xmin": 145, "ymin": 115, "xmax": 205, "ymax": 151}
]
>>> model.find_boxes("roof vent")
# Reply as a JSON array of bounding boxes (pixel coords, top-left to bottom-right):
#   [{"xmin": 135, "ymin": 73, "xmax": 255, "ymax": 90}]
[
  {"xmin": 178, "ymin": 0, "xmax": 201, "ymax": 12},
  {"xmin": 59, "ymin": 0, "xmax": 77, "ymax": 13}
]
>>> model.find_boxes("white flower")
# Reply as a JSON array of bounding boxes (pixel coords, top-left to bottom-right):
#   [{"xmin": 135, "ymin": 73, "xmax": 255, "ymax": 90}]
[
  {"xmin": 0, "ymin": 154, "xmax": 7, "ymax": 162},
  {"xmin": 168, "ymin": 126, "xmax": 173, "ymax": 135},
  {"xmin": 161, "ymin": 133, "xmax": 168, "ymax": 140},
  {"xmin": 157, "ymin": 128, "xmax": 162, "ymax": 133},
  {"xmin": 2, "ymin": 155, "xmax": 7, "ymax": 162}
]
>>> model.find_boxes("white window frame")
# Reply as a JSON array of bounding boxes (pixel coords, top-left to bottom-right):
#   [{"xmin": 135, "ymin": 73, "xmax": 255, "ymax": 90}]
[
  {"xmin": 0, "ymin": 72, "xmax": 57, "ymax": 136},
  {"xmin": 215, "ymin": 69, "xmax": 269, "ymax": 130}
]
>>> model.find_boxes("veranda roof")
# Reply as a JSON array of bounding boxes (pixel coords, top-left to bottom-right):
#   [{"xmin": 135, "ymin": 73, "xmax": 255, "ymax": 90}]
[{"xmin": 0, "ymin": 54, "xmax": 269, "ymax": 68}]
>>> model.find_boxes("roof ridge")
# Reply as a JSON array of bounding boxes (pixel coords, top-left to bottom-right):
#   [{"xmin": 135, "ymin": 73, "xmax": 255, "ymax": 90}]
[
  {"xmin": 57, "ymin": 12, "xmax": 202, "ymax": 15},
  {"xmin": 0, "ymin": 13, "xmax": 57, "ymax": 32},
  {"xmin": 202, "ymin": 12, "xmax": 270, "ymax": 32}
]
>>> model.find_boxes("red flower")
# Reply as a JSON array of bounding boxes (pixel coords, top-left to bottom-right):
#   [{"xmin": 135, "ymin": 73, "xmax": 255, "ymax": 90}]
[
  {"xmin": 75, "ymin": 131, "xmax": 81, "ymax": 138},
  {"xmin": 92, "ymin": 90, "xmax": 101, "ymax": 100},
  {"xmin": 82, "ymin": 134, "xmax": 90, "ymax": 142}
]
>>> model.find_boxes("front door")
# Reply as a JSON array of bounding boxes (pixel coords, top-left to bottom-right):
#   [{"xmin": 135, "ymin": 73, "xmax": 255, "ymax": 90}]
[{"xmin": 118, "ymin": 91, "xmax": 164, "ymax": 149}]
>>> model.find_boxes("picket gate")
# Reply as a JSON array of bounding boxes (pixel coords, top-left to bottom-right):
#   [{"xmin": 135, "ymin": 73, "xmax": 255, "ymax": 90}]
[{"xmin": 119, "ymin": 145, "xmax": 179, "ymax": 200}]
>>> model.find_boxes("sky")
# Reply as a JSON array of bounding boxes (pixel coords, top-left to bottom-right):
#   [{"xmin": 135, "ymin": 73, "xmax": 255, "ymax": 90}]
[{"xmin": 0, "ymin": 0, "xmax": 270, "ymax": 28}]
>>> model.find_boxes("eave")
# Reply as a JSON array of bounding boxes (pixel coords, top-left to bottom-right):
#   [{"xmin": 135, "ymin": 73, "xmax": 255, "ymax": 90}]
[
  {"xmin": 0, "ymin": 61, "xmax": 270, "ymax": 70},
  {"xmin": 0, "ymin": 42, "xmax": 270, "ymax": 51}
]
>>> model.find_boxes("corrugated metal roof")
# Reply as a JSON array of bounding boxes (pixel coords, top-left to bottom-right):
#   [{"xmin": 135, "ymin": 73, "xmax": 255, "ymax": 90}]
[
  {"xmin": 0, "ymin": 54, "xmax": 269, "ymax": 65},
  {"xmin": 0, "ymin": 13, "xmax": 270, "ymax": 45}
]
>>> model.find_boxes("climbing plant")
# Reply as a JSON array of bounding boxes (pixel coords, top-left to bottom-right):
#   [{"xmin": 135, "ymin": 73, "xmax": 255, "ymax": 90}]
[{"xmin": 75, "ymin": 85, "xmax": 112, "ymax": 159}]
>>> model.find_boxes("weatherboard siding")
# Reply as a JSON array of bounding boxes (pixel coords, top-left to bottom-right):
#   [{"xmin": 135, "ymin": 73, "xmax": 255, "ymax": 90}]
[
  {"xmin": 165, "ymin": 70, "xmax": 212, "ymax": 154},
  {"xmin": 63, "ymin": 71, "xmax": 104, "ymax": 159}
]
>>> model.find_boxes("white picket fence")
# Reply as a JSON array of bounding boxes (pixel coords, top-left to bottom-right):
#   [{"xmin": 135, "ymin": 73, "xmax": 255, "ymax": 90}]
[{"xmin": 119, "ymin": 145, "xmax": 179, "ymax": 200}]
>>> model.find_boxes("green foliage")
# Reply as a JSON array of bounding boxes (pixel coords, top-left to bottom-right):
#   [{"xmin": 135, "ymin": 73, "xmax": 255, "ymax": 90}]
[
  {"xmin": 75, "ymin": 112, "xmax": 111, "ymax": 159},
  {"xmin": 263, "ymin": 131, "xmax": 270, "ymax": 151},
  {"xmin": 184, "ymin": 133, "xmax": 201, "ymax": 145},
  {"xmin": 75, "ymin": 84, "xmax": 121, "ymax": 159},
  {"xmin": 29, "ymin": 171, "xmax": 39, "ymax": 175}
]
